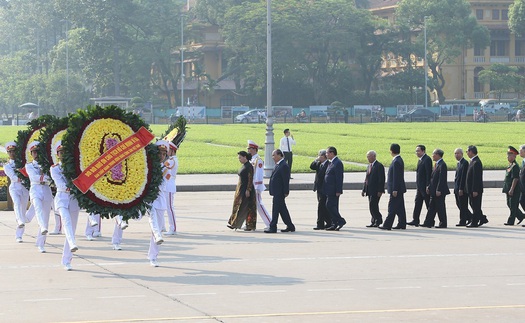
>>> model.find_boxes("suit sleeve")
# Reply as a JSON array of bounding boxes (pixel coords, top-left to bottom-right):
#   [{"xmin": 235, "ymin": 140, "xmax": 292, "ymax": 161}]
[
  {"xmin": 335, "ymin": 161, "xmax": 343, "ymax": 194},
  {"xmin": 424, "ymin": 157, "xmax": 432, "ymax": 187},
  {"xmin": 378, "ymin": 163, "xmax": 385, "ymax": 193}
]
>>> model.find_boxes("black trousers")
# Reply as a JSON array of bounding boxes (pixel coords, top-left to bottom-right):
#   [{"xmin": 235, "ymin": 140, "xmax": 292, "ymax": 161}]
[
  {"xmin": 316, "ymin": 192, "xmax": 331, "ymax": 228},
  {"xmin": 411, "ymin": 189, "xmax": 430, "ymax": 223},
  {"xmin": 269, "ymin": 195, "xmax": 294, "ymax": 231},
  {"xmin": 368, "ymin": 194, "xmax": 383, "ymax": 224},
  {"xmin": 468, "ymin": 193, "xmax": 486, "ymax": 225},
  {"xmin": 326, "ymin": 195, "xmax": 345, "ymax": 226},
  {"xmin": 423, "ymin": 195, "xmax": 447, "ymax": 227},
  {"xmin": 283, "ymin": 151, "xmax": 293, "ymax": 173},
  {"xmin": 455, "ymin": 192, "xmax": 472, "ymax": 224},
  {"xmin": 383, "ymin": 193, "xmax": 406, "ymax": 229}
]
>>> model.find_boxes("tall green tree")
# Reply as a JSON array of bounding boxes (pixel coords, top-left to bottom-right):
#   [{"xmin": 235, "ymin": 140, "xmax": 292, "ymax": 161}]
[
  {"xmin": 395, "ymin": 0, "xmax": 490, "ymax": 103},
  {"xmin": 478, "ymin": 64, "xmax": 523, "ymax": 101},
  {"xmin": 509, "ymin": 0, "xmax": 525, "ymax": 37}
]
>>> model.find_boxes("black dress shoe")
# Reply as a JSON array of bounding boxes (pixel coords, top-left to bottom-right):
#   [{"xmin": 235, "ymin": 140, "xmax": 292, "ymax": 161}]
[
  {"xmin": 392, "ymin": 226, "xmax": 406, "ymax": 230},
  {"xmin": 420, "ymin": 223, "xmax": 433, "ymax": 228},
  {"xmin": 313, "ymin": 227, "xmax": 324, "ymax": 230},
  {"xmin": 466, "ymin": 223, "xmax": 479, "ymax": 228},
  {"xmin": 504, "ymin": 222, "xmax": 514, "ymax": 226},
  {"xmin": 378, "ymin": 226, "xmax": 391, "ymax": 230},
  {"xmin": 244, "ymin": 228, "xmax": 255, "ymax": 231},
  {"xmin": 335, "ymin": 221, "xmax": 346, "ymax": 231},
  {"xmin": 407, "ymin": 221, "xmax": 419, "ymax": 227},
  {"xmin": 478, "ymin": 218, "xmax": 488, "ymax": 226},
  {"xmin": 455, "ymin": 223, "xmax": 467, "ymax": 227},
  {"xmin": 325, "ymin": 225, "xmax": 337, "ymax": 231},
  {"xmin": 264, "ymin": 229, "xmax": 277, "ymax": 233},
  {"xmin": 435, "ymin": 225, "xmax": 447, "ymax": 228},
  {"xmin": 366, "ymin": 224, "xmax": 376, "ymax": 228},
  {"xmin": 281, "ymin": 227, "xmax": 295, "ymax": 232},
  {"xmin": 518, "ymin": 219, "xmax": 524, "ymax": 225},
  {"xmin": 227, "ymin": 224, "xmax": 234, "ymax": 230}
]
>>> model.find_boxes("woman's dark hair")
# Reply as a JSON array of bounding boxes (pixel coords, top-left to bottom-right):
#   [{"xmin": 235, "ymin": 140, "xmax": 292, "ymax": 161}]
[{"xmin": 238, "ymin": 150, "xmax": 252, "ymax": 160}]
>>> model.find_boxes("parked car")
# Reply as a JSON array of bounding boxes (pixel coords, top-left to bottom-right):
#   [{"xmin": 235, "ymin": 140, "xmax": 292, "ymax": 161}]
[
  {"xmin": 234, "ymin": 109, "xmax": 267, "ymax": 123},
  {"xmin": 397, "ymin": 108, "xmax": 438, "ymax": 122},
  {"xmin": 310, "ymin": 110, "xmax": 328, "ymax": 117}
]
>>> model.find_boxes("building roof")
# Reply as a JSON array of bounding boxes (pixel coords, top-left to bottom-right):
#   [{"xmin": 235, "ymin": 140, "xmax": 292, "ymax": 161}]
[{"xmin": 368, "ymin": 0, "xmax": 400, "ymax": 10}]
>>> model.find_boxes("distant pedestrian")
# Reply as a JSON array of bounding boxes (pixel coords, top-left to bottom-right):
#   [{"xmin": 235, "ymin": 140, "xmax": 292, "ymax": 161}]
[
  {"xmin": 453, "ymin": 148, "xmax": 472, "ymax": 226},
  {"xmin": 265, "ymin": 149, "xmax": 295, "ymax": 233},
  {"xmin": 503, "ymin": 146, "xmax": 524, "ymax": 225},
  {"xmin": 279, "ymin": 129, "xmax": 296, "ymax": 178},
  {"xmin": 362, "ymin": 150, "xmax": 385, "ymax": 228},
  {"xmin": 324, "ymin": 146, "xmax": 346, "ymax": 231},
  {"xmin": 380, "ymin": 143, "xmax": 407, "ymax": 230},
  {"xmin": 310, "ymin": 149, "xmax": 332, "ymax": 230},
  {"xmin": 422, "ymin": 149, "xmax": 450, "ymax": 228}
]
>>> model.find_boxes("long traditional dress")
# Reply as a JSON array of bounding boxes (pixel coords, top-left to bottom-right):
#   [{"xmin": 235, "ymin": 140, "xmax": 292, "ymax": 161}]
[{"xmin": 228, "ymin": 161, "xmax": 257, "ymax": 229}]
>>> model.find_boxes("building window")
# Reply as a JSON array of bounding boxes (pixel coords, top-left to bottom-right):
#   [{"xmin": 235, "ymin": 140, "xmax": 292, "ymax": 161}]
[
  {"xmin": 474, "ymin": 44, "xmax": 485, "ymax": 56},
  {"xmin": 220, "ymin": 93, "xmax": 235, "ymax": 106},
  {"xmin": 502, "ymin": 9, "xmax": 509, "ymax": 20},
  {"xmin": 490, "ymin": 40, "xmax": 508, "ymax": 56},
  {"xmin": 476, "ymin": 9, "xmax": 483, "ymax": 20},
  {"xmin": 516, "ymin": 39, "xmax": 525, "ymax": 56},
  {"xmin": 492, "ymin": 9, "xmax": 500, "ymax": 20},
  {"xmin": 474, "ymin": 67, "xmax": 484, "ymax": 93}
]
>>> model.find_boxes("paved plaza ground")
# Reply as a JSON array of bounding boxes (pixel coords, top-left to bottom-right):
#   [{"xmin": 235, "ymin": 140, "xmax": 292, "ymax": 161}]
[{"xmin": 1, "ymin": 172, "xmax": 525, "ymax": 322}]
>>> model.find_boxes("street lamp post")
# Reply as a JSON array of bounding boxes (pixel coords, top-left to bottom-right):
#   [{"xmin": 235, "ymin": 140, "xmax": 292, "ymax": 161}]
[
  {"xmin": 264, "ymin": 0, "xmax": 275, "ymax": 177},
  {"xmin": 424, "ymin": 16, "xmax": 428, "ymax": 109},
  {"xmin": 180, "ymin": 14, "xmax": 185, "ymax": 110},
  {"xmin": 61, "ymin": 19, "xmax": 70, "ymax": 112}
]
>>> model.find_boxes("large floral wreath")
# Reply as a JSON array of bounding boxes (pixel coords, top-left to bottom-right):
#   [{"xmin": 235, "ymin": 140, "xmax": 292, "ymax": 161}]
[
  {"xmin": 61, "ymin": 105, "xmax": 162, "ymax": 220},
  {"xmin": 14, "ymin": 115, "xmax": 58, "ymax": 189},
  {"xmin": 37, "ymin": 116, "xmax": 70, "ymax": 177}
]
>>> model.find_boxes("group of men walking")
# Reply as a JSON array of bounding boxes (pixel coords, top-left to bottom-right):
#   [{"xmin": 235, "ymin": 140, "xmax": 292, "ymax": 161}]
[{"xmin": 361, "ymin": 144, "xmax": 495, "ymax": 230}]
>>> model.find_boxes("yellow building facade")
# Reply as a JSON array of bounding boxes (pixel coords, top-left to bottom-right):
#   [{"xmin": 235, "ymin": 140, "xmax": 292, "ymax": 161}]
[{"xmin": 371, "ymin": 0, "xmax": 524, "ymax": 102}]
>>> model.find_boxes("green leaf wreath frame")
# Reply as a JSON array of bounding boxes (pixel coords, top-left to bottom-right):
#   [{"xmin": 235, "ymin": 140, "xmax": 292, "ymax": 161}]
[
  {"xmin": 36, "ymin": 115, "xmax": 70, "ymax": 177},
  {"xmin": 61, "ymin": 105, "xmax": 162, "ymax": 220},
  {"xmin": 14, "ymin": 115, "xmax": 58, "ymax": 190}
]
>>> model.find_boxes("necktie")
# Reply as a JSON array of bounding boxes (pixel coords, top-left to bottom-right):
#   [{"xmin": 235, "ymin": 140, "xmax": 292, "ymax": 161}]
[{"xmin": 287, "ymin": 137, "xmax": 290, "ymax": 152}]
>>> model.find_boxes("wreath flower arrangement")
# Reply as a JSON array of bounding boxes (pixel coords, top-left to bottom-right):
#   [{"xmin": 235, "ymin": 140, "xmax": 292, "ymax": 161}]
[
  {"xmin": 36, "ymin": 116, "xmax": 69, "ymax": 177},
  {"xmin": 61, "ymin": 105, "xmax": 162, "ymax": 220},
  {"xmin": 14, "ymin": 115, "xmax": 58, "ymax": 189}
]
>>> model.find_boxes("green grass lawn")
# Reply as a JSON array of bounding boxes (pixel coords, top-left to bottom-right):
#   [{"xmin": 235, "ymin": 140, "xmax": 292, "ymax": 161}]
[{"xmin": 2, "ymin": 122, "xmax": 525, "ymax": 173}]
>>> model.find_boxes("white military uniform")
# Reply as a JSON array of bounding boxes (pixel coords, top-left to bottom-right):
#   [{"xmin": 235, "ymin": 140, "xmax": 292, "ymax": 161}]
[
  {"xmin": 251, "ymin": 152, "xmax": 272, "ymax": 228},
  {"xmin": 163, "ymin": 153, "xmax": 178, "ymax": 234},
  {"xmin": 147, "ymin": 140, "xmax": 171, "ymax": 266},
  {"xmin": 4, "ymin": 156, "xmax": 31, "ymax": 241},
  {"xmin": 26, "ymin": 154, "xmax": 53, "ymax": 251},
  {"xmin": 84, "ymin": 214, "xmax": 125, "ymax": 249},
  {"xmin": 50, "ymin": 160, "xmax": 80, "ymax": 268}
]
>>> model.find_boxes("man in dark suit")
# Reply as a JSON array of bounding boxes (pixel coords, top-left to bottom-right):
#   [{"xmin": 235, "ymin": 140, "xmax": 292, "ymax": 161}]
[
  {"xmin": 362, "ymin": 150, "xmax": 385, "ymax": 227},
  {"xmin": 453, "ymin": 148, "xmax": 472, "ymax": 226},
  {"xmin": 265, "ymin": 149, "xmax": 295, "ymax": 233},
  {"xmin": 324, "ymin": 146, "xmax": 346, "ymax": 231},
  {"xmin": 408, "ymin": 144, "xmax": 431, "ymax": 227},
  {"xmin": 310, "ymin": 149, "xmax": 332, "ymax": 230},
  {"xmin": 380, "ymin": 143, "xmax": 407, "ymax": 230},
  {"xmin": 422, "ymin": 149, "xmax": 450, "ymax": 228},
  {"xmin": 465, "ymin": 145, "xmax": 488, "ymax": 227}
]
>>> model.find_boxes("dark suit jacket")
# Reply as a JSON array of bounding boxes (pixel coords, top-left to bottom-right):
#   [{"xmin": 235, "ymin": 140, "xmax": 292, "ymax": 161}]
[
  {"xmin": 466, "ymin": 156, "xmax": 483, "ymax": 194},
  {"xmin": 520, "ymin": 160, "xmax": 525, "ymax": 195},
  {"xmin": 324, "ymin": 157, "xmax": 344, "ymax": 196},
  {"xmin": 454, "ymin": 158, "xmax": 469, "ymax": 193},
  {"xmin": 416, "ymin": 154, "xmax": 432, "ymax": 193},
  {"xmin": 387, "ymin": 155, "xmax": 406, "ymax": 194},
  {"xmin": 363, "ymin": 161, "xmax": 385, "ymax": 196},
  {"xmin": 269, "ymin": 159, "xmax": 290, "ymax": 197},
  {"xmin": 428, "ymin": 159, "xmax": 450, "ymax": 197},
  {"xmin": 310, "ymin": 160, "xmax": 328, "ymax": 194}
]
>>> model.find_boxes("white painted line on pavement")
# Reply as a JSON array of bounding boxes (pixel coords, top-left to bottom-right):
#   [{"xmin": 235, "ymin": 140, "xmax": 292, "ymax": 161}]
[
  {"xmin": 306, "ymin": 288, "xmax": 355, "ymax": 292},
  {"xmin": 97, "ymin": 295, "xmax": 146, "ymax": 299},
  {"xmin": 24, "ymin": 298, "xmax": 73, "ymax": 302},
  {"xmin": 442, "ymin": 284, "xmax": 487, "ymax": 288},
  {"xmin": 506, "ymin": 283, "xmax": 525, "ymax": 286},
  {"xmin": 376, "ymin": 286, "xmax": 421, "ymax": 290},
  {"xmin": 239, "ymin": 290, "xmax": 286, "ymax": 294},
  {"xmin": 169, "ymin": 292, "xmax": 217, "ymax": 296}
]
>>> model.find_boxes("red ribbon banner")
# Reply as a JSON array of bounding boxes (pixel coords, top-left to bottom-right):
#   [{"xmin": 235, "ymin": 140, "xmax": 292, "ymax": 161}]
[{"xmin": 73, "ymin": 126, "xmax": 155, "ymax": 194}]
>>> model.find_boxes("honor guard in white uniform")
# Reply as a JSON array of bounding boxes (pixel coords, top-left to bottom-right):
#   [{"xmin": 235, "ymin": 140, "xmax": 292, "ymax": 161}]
[
  {"xmin": 163, "ymin": 141, "xmax": 178, "ymax": 235},
  {"xmin": 247, "ymin": 140, "xmax": 272, "ymax": 229},
  {"xmin": 3, "ymin": 141, "xmax": 31, "ymax": 242},
  {"xmin": 147, "ymin": 140, "xmax": 171, "ymax": 267},
  {"xmin": 25, "ymin": 141, "xmax": 54, "ymax": 253},
  {"xmin": 85, "ymin": 213, "xmax": 101, "ymax": 240},
  {"xmin": 50, "ymin": 141, "xmax": 80, "ymax": 270}
]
